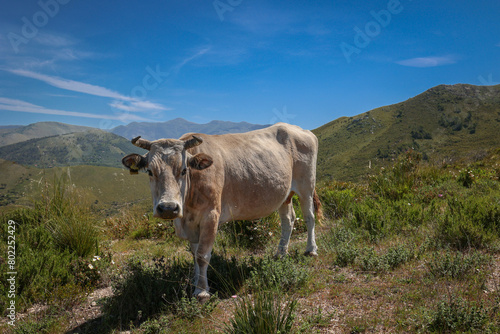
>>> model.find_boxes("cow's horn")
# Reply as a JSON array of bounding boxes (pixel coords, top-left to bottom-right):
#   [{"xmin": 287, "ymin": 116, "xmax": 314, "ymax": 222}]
[
  {"xmin": 184, "ymin": 135, "xmax": 203, "ymax": 149},
  {"xmin": 131, "ymin": 136, "xmax": 152, "ymax": 151}
]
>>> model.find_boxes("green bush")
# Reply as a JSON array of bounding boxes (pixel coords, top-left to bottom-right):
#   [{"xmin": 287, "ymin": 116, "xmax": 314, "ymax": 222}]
[
  {"xmin": 317, "ymin": 183, "xmax": 360, "ymax": 220},
  {"xmin": 219, "ymin": 213, "xmax": 280, "ymax": 250},
  {"xmin": 428, "ymin": 297, "xmax": 488, "ymax": 332},
  {"xmin": 437, "ymin": 195, "xmax": 500, "ymax": 250},
  {"xmin": 0, "ymin": 178, "xmax": 105, "ymax": 312},
  {"xmin": 223, "ymin": 291, "xmax": 297, "ymax": 334},
  {"xmin": 358, "ymin": 244, "xmax": 414, "ymax": 273},
  {"xmin": 248, "ymin": 254, "xmax": 310, "ymax": 292},
  {"xmin": 335, "ymin": 244, "xmax": 359, "ymax": 267},
  {"xmin": 427, "ymin": 250, "xmax": 491, "ymax": 280},
  {"xmin": 369, "ymin": 150, "xmax": 422, "ymax": 200}
]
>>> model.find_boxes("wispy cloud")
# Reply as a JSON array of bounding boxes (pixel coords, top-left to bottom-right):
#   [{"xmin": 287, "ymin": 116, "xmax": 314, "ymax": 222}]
[
  {"xmin": 4, "ymin": 68, "xmax": 170, "ymax": 113},
  {"xmin": 6, "ymin": 69, "xmax": 132, "ymax": 100},
  {"xmin": 0, "ymin": 97, "xmax": 151, "ymax": 122},
  {"xmin": 171, "ymin": 47, "xmax": 211, "ymax": 74},
  {"xmin": 396, "ymin": 56, "xmax": 457, "ymax": 68}
]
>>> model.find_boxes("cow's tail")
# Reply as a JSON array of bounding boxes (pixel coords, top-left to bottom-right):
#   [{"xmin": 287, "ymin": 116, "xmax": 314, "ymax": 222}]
[{"xmin": 313, "ymin": 189, "xmax": 323, "ymax": 224}]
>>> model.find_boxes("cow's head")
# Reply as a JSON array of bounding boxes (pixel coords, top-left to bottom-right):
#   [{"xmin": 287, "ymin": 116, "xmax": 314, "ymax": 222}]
[{"xmin": 122, "ymin": 135, "xmax": 213, "ymax": 220}]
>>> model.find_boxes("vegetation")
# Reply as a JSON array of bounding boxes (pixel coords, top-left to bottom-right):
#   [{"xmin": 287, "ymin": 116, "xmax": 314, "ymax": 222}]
[
  {"xmin": 0, "ymin": 129, "xmax": 146, "ymax": 168},
  {"xmin": 2, "ymin": 88, "xmax": 500, "ymax": 333},
  {"xmin": 1, "ymin": 147, "xmax": 499, "ymax": 333},
  {"xmin": 313, "ymin": 84, "xmax": 500, "ymax": 181}
]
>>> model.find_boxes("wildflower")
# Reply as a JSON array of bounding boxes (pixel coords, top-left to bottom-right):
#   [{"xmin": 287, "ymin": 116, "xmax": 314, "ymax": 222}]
[
  {"xmin": 231, "ymin": 295, "xmax": 238, "ymax": 299},
  {"xmin": 438, "ymin": 194, "xmax": 443, "ymax": 198},
  {"xmin": 93, "ymin": 255, "xmax": 101, "ymax": 261},
  {"xmin": 88, "ymin": 264, "xmax": 94, "ymax": 269},
  {"xmin": 269, "ymin": 232, "xmax": 273, "ymax": 236}
]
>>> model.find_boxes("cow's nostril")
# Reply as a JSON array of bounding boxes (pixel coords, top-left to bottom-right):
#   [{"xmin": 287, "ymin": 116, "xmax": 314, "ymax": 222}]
[{"xmin": 156, "ymin": 202, "xmax": 180, "ymax": 219}]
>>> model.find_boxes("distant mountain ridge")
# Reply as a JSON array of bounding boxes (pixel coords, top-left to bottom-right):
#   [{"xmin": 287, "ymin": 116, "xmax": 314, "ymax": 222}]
[
  {"xmin": 110, "ymin": 118, "xmax": 270, "ymax": 140},
  {"xmin": 0, "ymin": 122, "xmax": 94, "ymax": 147},
  {"xmin": 313, "ymin": 84, "xmax": 500, "ymax": 181},
  {"xmin": 0, "ymin": 129, "xmax": 147, "ymax": 168},
  {"xmin": 0, "ymin": 119, "xmax": 270, "ymax": 168}
]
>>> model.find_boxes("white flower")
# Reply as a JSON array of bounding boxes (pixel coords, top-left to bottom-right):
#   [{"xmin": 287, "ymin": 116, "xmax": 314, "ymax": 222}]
[{"xmin": 88, "ymin": 264, "xmax": 94, "ymax": 269}]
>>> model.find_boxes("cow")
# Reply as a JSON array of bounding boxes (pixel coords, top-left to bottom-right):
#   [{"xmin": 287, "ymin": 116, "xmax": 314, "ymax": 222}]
[{"xmin": 121, "ymin": 122, "xmax": 322, "ymax": 301}]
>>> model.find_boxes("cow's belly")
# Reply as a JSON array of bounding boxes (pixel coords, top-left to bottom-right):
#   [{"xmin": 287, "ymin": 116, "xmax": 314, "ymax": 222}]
[{"xmin": 219, "ymin": 182, "xmax": 290, "ymax": 222}]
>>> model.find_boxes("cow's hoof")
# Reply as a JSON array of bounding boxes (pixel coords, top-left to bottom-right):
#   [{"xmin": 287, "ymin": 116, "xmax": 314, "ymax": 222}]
[
  {"xmin": 274, "ymin": 252, "xmax": 288, "ymax": 259},
  {"xmin": 195, "ymin": 291, "xmax": 211, "ymax": 304},
  {"xmin": 304, "ymin": 251, "xmax": 318, "ymax": 257}
]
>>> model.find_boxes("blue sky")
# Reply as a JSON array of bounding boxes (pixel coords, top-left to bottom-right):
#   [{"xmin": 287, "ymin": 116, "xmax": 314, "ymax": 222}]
[{"xmin": 0, "ymin": 0, "xmax": 499, "ymax": 131}]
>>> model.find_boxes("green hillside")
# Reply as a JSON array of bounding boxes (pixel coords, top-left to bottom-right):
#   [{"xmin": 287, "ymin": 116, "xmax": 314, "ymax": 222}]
[
  {"xmin": 0, "ymin": 129, "xmax": 146, "ymax": 168},
  {"xmin": 0, "ymin": 160, "xmax": 150, "ymax": 213},
  {"xmin": 313, "ymin": 84, "xmax": 500, "ymax": 182},
  {"xmin": 0, "ymin": 121, "xmax": 94, "ymax": 147}
]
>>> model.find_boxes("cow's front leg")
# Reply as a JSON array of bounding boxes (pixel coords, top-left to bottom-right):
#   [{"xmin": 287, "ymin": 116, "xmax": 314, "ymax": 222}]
[
  {"xmin": 192, "ymin": 211, "xmax": 219, "ymax": 302},
  {"xmin": 190, "ymin": 242, "xmax": 200, "ymax": 287}
]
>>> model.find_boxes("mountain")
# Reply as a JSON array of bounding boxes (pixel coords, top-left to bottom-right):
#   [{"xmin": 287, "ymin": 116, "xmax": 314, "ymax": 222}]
[
  {"xmin": 110, "ymin": 118, "xmax": 270, "ymax": 140},
  {"xmin": 0, "ymin": 129, "xmax": 147, "ymax": 168},
  {"xmin": 0, "ymin": 122, "xmax": 94, "ymax": 147},
  {"xmin": 313, "ymin": 84, "xmax": 500, "ymax": 182}
]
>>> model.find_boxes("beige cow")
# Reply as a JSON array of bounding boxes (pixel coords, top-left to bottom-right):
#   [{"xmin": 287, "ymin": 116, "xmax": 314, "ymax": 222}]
[{"xmin": 122, "ymin": 123, "xmax": 322, "ymax": 301}]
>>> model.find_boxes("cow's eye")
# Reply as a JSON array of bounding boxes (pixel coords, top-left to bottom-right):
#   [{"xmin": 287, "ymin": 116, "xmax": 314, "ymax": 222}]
[
  {"xmin": 146, "ymin": 169, "xmax": 153, "ymax": 176},
  {"xmin": 181, "ymin": 168, "xmax": 187, "ymax": 176}
]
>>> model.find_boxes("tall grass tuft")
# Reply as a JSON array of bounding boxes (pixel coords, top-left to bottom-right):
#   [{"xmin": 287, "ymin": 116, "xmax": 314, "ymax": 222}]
[
  {"xmin": 40, "ymin": 177, "xmax": 99, "ymax": 257},
  {"xmin": 223, "ymin": 291, "xmax": 297, "ymax": 334},
  {"xmin": 0, "ymin": 176, "xmax": 103, "ymax": 312}
]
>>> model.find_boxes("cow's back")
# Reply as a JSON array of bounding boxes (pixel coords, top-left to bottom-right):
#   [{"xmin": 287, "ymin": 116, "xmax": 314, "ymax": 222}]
[{"xmin": 181, "ymin": 123, "xmax": 318, "ymax": 222}]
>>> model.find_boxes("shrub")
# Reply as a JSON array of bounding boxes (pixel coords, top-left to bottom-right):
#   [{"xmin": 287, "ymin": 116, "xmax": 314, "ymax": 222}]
[
  {"xmin": 0, "ymin": 178, "xmax": 105, "ymax": 312},
  {"xmin": 437, "ymin": 195, "xmax": 500, "ymax": 250},
  {"xmin": 317, "ymin": 184, "xmax": 359, "ymax": 220},
  {"xmin": 248, "ymin": 254, "xmax": 310, "ymax": 292},
  {"xmin": 427, "ymin": 297, "xmax": 488, "ymax": 332},
  {"xmin": 219, "ymin": 213, "xmax": 280, "ymax": 250},
  {"xmin": 358, "ymin": 244, "xmax": 414, "ymax": 273},
  {"xmin": 427, "ymin": 250, "xmax": 491, "ymax": 280},
  {"xmin": 223, "ymin": 291, "xmax": 297, "ymax": 334},
  {"xmin": 369, "ymin": 150, "xmax": 422, "ymax": 200},
  {"xmin": 335, "ymin": 244, "xmax": 359, "ymax": 267}
]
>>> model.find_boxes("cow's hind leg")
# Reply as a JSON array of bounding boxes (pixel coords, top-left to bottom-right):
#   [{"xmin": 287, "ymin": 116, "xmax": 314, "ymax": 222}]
[
  {"xmin": 276, "ymin": 200, "xmax": 296, "ymax": 257},
  {"xmin": 299, "ymin": 194, "xmax": 318, "ymax": 256}
]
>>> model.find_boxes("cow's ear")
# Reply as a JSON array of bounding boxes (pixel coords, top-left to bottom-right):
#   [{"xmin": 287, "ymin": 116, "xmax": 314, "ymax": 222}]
[
  {"xmin": 122, "ymin": 154, "xmax": 147, "ymax": 174},
  {"xmin": 188, "ymin": 153, "xmax": 213, "ymax": 170}
]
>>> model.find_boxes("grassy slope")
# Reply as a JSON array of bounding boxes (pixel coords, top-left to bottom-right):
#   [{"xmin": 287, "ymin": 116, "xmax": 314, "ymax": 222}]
[
  {"xmin": 0, "ymin": 129, "xmax": 147, "ymax": 168},
  {"xmin": 313, "ymin": 84, "xmax": 500, "ymax": 182},
  {"xmin": 0, "ymin": 161, "xmax": 150, "ymax": 214},
  {"xmin": 0, "ymin": 122, "xmax": 94, "ymax": 147}
]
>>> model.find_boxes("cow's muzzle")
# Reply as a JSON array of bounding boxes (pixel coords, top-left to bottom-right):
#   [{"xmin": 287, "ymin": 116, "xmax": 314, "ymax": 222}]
[{"xmin": 155, "ymin": 202, "xmax": 181, "ymax": 220}]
